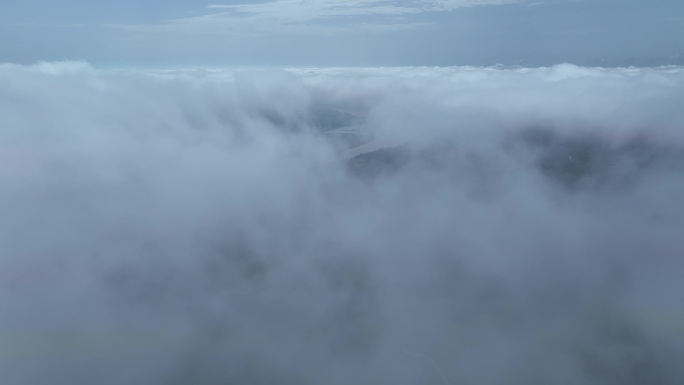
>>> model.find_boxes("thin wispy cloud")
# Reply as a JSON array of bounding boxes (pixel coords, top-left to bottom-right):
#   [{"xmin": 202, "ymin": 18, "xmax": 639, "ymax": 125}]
[
  {"xmin": 11, "ymin": 23, "xmax": 89, "ymax": 28},
  {"xmin": 115, "ymin": 0, "xmax": 525, "ymax": 35}
]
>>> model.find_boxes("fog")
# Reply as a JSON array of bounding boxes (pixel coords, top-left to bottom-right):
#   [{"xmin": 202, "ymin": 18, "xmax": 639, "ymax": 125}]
[{"xmin": 1, "ymin": 62, "xmax": 683, "ymax": 384}]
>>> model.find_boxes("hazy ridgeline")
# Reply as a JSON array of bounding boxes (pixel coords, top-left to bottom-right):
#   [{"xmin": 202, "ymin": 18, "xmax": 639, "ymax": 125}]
[{"xmin": 1, "ymin": 62, "xmax": 683, "ymax": 384}]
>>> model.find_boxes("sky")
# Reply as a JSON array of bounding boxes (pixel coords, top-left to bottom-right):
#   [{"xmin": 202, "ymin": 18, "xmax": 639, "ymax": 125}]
[{"xmin": 2, "ymin": 0, "xmax": 683, "ymax": 67}]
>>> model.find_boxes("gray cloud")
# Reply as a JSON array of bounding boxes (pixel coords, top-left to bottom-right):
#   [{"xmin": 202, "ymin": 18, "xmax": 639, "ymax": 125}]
[{"xmin": 1, "ymin": 62, "xmax": 684, "ymax": 384}]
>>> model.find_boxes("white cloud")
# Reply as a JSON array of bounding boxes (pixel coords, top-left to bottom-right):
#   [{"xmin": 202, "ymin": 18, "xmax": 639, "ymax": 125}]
[
  {"xmin": 1, "ymin": 62, "xmax": 684, "ymax": 384},
  {"xmin": 116, "ymin": 0, "xmax": 525, "ymax": 35}
]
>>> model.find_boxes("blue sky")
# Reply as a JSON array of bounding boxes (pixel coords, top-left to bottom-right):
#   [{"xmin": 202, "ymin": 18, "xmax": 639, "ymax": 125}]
[{"xmin": 2, "ymin": 0, "xmax": 683, "ymax": 67}]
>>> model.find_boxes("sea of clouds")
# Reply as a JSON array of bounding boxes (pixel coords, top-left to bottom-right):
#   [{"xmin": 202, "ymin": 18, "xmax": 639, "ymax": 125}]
[{"xmin": 1, "ymin": 61, "xmax": 683, "ymax": 385}]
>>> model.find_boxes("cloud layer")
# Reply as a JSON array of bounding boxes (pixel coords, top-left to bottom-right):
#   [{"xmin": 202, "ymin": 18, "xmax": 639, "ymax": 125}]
[{"xmin": 1, "ymin": 62, "xmax": 684, "ymax": 385}]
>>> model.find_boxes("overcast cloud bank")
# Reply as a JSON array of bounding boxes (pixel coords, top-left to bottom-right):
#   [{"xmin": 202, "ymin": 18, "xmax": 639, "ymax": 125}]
[{"xmin": 1, "ymin": 62, "xmax": 684, "ymax": 384}]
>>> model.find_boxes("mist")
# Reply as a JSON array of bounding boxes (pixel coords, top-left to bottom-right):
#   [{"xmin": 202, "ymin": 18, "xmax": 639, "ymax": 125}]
[{"xmin": 1, "ymin": 62, "xmax": 684, "ymax": 384}]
